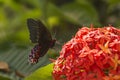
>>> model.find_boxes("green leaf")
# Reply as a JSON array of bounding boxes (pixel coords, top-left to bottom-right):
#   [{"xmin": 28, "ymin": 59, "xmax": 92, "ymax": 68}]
[
  {"xmin": 0, "ymin": 76, "xmax": 11, "ymax": 80},
  {"xmin": 107, "ymin": 0, "xmax": 120, "ymax": 5},
  {"xmin": 25, "ymin": 63, "xmax": 53, "ymax": 80},
  {"xmin": 107, "ymin": 0, "xmax": 120, "ymax": 11},
  {"xmin": 60, "ymin": 1, "xmax": 99, "ymax": 25},
  {"xmin": 0, "ymin": 47, "xmax": 51, "ymax": 80},
  {"xmin": 45, "ymin": 0, "xmax": 100, "ymax": 26}
]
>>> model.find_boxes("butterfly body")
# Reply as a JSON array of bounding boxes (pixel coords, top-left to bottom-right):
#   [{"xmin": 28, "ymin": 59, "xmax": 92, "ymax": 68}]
[{"xmin": 27, "ymin": 18, "xmax": 56, "ymax": 64}]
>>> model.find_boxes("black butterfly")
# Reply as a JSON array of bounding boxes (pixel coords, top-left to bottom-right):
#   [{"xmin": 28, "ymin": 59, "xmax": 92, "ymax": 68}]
[{"xmin": 27, "ymin": 18, "xmax": 56, "ymax": 64}]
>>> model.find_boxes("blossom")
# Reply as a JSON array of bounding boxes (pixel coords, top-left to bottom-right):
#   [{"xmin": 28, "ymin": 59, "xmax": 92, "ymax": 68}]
[{"xmin": 53, "ymin": 26, "xmax": 120, "ymax": 80}]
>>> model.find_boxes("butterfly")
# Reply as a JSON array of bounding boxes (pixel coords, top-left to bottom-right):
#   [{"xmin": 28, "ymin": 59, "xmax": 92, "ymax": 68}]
[{"xmin": 27, "ymin": 18, "xmax": 56, "ymax": 64}]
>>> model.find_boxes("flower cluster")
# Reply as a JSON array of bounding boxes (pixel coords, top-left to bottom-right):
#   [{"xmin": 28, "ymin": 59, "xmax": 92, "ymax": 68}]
[{"xmin": 53, "ymin": 26, "xmax": 120, "ymax": 80}]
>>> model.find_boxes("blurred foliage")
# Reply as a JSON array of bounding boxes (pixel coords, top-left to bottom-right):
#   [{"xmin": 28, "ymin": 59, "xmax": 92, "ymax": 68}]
[
  {"xmin": 0, "ymin": 0, "xmax": 120, "ymax": 80},
  {"xmin": 0, "ymin": 76, "xmax": 11, "ymax": 80}
]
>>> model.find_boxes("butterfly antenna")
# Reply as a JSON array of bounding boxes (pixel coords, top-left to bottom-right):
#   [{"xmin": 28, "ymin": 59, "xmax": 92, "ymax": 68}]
[{"xmin": 52, "ymin": 29, "xmax": 63, "ymax": 45}]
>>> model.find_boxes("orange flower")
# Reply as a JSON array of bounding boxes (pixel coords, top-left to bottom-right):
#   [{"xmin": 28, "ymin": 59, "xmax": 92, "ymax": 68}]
[
  {"xmin": 98, "ymin": 41, "xmax": 111, "ymax": 54},
  {"xmin": 110, "ymin": 54, "xmax": 120, "ymax": 70}
]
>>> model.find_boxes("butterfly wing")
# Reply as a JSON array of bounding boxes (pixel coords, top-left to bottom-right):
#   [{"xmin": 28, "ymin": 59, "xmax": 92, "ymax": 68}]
[
  {"xmin": 27, "ymin": 18, "xmax": 55, "ymax": 63},
  {"xmin": 27, "ymin": 18, "xmax": 52, "ymax": 44}
]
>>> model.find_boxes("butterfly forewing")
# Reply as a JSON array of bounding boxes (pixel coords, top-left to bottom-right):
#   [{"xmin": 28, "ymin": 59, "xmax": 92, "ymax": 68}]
[
  {"xmin": 27, "ymin": 19, "xmax": 39, "ymax": 43},
  {"xmin": 27, "ymin": 18, "xmax": 52, "ymax": 43}
]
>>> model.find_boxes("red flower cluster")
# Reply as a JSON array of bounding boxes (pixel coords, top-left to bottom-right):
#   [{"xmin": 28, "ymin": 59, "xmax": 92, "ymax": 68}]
[{"xmin": 53, "ymin": 26, "xmax": 120, "ymax": 80}]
